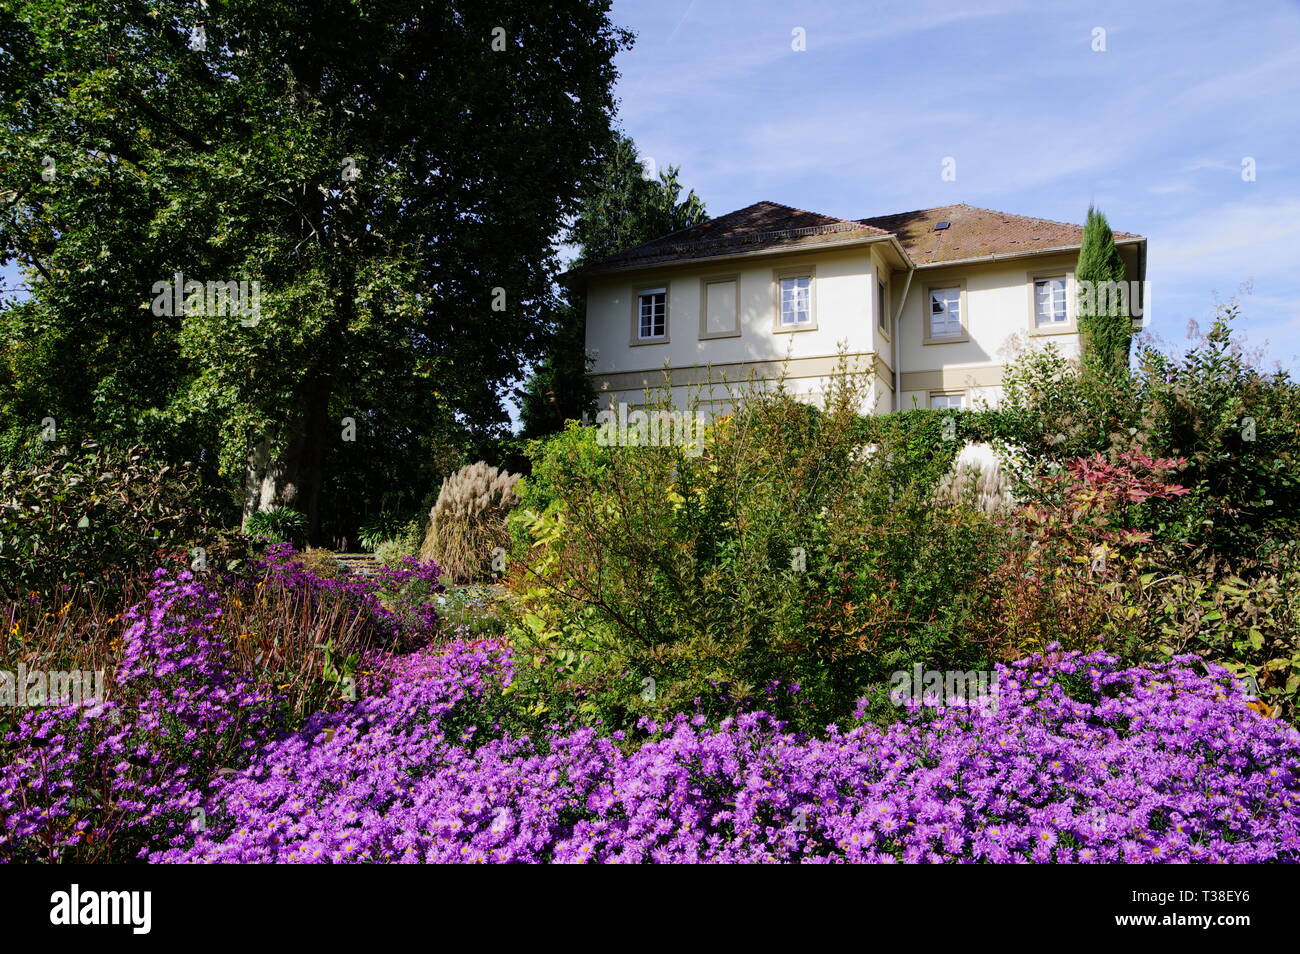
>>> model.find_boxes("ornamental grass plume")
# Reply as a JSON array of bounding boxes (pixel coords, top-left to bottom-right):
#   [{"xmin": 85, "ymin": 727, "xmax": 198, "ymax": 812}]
[
  {"xmin": 935, "ymin": 442, "xmax": 1013, "ymax": 513},
  {"xmin": 419, "ymin": 462, "xmax": 521, "ymax": 584}
]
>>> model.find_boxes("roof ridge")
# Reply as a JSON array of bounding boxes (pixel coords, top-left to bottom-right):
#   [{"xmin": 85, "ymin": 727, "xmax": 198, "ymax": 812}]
[
  {"xmin": 759, "ymin": 199, "xmax": 863, "ymax": 227},
  {"xmin": 957, "ymin": 203, "xmax": 1087, "ymax": 232},
  {"xmin": 565, "ymin": 199, "xmax": 1144, "ymax": 279},
  {"xmin": 858, "ymin": 202, "xmax": 967, "ymax": 222},
  {"xmin": 586, "ymin": 200, "xmax": 890, "ymax": 267},
  {"xmin": 603, "ymin": 200, "xmax": 804, "ymax": 254}
]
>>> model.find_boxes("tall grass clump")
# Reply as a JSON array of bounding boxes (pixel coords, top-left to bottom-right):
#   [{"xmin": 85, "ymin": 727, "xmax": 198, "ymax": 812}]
[{"xmin": 420, "ymin": 462, "xmax": 521, "ymax": 583}]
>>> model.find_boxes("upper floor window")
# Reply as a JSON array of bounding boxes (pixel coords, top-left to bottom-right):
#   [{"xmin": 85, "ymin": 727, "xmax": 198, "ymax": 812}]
[
  {"xmin": 700, "ymin": 275, "xmax": 740, "ymax": 339},
  {"xmin": 877, "ymin": 280, "xmax": 889, "ymax": 336},
  {"xmin": 929, "ymin": 286, "xmax": 963, "ymax": 338},
  {"xmin": 637, "ymin": 287, "xmax": 667, "ymax": 340},
  {"xmin": 1034, "ymin": 276, "xmax": 1068, "ymax": 327},
  {"xmin": 780, "ymin": 276, "xmax": 812, "ymax": 326}
]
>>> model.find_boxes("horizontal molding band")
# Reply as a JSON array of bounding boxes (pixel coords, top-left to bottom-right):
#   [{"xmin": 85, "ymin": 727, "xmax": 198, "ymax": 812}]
[
  {"xmin": 899, "ymin": 365, "xmax": 1005, "ymax": 391},
  {"xmin": 589, "ymin": 352, "xmax": 887, "ymax": 393}
]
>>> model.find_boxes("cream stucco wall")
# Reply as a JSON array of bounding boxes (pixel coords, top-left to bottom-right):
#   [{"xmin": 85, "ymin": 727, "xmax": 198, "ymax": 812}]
[
  {"xmin": 585, "ymin": 245, "xmax": 894, "ymax": 414},
  {"xmin": 584, "ymin": 243, "xmax": 1131, "ymax": 418},
  {"xmin": 586, "ymin": 246, "xmax": 888, "ymax": 372},
  {"xmin": 895, "ymin": 252, "xmax": 1084, "ymax": 411}
]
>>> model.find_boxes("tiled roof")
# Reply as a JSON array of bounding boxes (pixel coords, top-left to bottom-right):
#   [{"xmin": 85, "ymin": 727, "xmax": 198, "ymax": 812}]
[
  {"xmin": 570, "ymin": 201, "xmax": 893, "ymax": 273},
  {"xmin": 572, "ymin": 200, "xmax": 1143, "ymax": 277},
  {"xmin": 857, "ymin": 203, "xmax": 1143, "ymax": 266}
]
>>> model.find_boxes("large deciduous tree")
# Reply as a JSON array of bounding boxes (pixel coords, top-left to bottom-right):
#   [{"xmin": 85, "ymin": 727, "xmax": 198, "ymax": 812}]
[
  {"xmin": 519, "ymin": 132, "xmax": 707, "ymax": 438},
  {"xmin": 0, "ymin": 0, "xmax": 630, "ymax": 543}
]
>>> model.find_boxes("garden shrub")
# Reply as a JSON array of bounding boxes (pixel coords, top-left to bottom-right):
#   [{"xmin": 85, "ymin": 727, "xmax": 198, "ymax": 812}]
[
  {"xmin": 1100, "ymin": 545, "xmax": 1300, "ymax": 720},
  {"xmin": 989, "ymin": 306, "xmax": 1300, "ymax": 559},
  {"xmin": 295, "ymin": 547, "xmax": 343, "ymax": 579},
  {"xmin": 506, "ymin": 373, "xmax": 1007, "ymax": 733},
  {"xmin": 358, "ymin": 510, "xmax": 423, "ymax": 554},
  {"xmin": 0, "ymin": 442, "xmax": 216, "ymax": 600},
  {"xmin": 243, "ymin": 506, "xmax": 308, "ymax": 547},
  {"xmin": 852, "ymin": 408, "xmax": 974, "ymax": 494},
  {"xmin": 420, "ymin": 461, "xmax": 521, "ymax": 583},
  {"xmin": 1132, "ymin": 314, "xmax": 1300, "ymax": 555},
  {"xmin": 971, "ymin": 452, "xmax": 1191, "ymax": 660}
]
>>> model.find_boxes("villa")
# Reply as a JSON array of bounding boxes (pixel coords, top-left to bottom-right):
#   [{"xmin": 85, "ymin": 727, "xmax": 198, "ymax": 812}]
[{"xmin": 566, "ymin": 201, "xmax": 1146, "ymax": 414}]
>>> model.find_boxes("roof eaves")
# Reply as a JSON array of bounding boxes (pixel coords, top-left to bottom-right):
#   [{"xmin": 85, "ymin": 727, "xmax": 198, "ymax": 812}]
[
  {"xmin": 566, "ymin": 231, "xmax": 903, "ymax": 282},
  {"xmin": 913, "ymin": 235, "xmax": 1147, "ymax": 269}
]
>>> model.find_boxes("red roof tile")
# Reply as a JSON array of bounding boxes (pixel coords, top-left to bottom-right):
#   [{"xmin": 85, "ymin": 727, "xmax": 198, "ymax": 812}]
[
  {"xmin": 572, "ymin": 200, "xmax": 1144, "ymax": 277},
  {"xmin": 858, "ymin": 203, "xmax": 1142, "ymax": 266},
  {"xmin": 571, "ymin": 201, "xmax": 892, "ymax": 273}
]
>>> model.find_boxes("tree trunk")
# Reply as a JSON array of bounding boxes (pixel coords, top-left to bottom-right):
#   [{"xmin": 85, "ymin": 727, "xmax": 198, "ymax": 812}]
[{"xmin": 240, "ymin": 377, "xmax": 334, "ymax": 544}]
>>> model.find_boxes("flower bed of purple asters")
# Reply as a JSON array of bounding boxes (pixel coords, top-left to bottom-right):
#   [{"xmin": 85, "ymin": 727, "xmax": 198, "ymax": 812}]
[
  {"xmin": 255, "ymin": 543, "xmax": 444, "ymax": 638},
  {"xmin": 1, "ymin": 557, "xmax": 443, "ymax": 863},
  {"xmin": 1, "ymin": 571, "xmax": 281, "ymax": 862},
  {"xmin": 154, "ymin": 639, "xmax": 1300, "ymax": 864},
  {"xmin": 5, "ymin": 570, "xmax": 1299, "ymax": 863}
]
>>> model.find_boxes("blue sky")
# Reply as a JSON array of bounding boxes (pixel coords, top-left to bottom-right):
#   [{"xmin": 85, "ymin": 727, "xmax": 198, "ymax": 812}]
[
  {"xmin": 4, "ymin": 0, "xmax": 1298, "ymax": 369},
  {"xmin": 606, "ymin": 0, "xmax": 1300, "ymax": 370}
]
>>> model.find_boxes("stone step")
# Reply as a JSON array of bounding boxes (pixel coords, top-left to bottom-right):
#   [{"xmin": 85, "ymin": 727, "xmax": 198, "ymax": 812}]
[{"xmin": 334, "ymin": 552, "xmax": 383, "ymax": 577}]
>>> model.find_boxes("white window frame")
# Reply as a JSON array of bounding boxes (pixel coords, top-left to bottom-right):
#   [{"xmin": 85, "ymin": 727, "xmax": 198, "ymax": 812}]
[
  {"xmin": 630, "ymin": 284, "xmax": 670, "ymax": 345},
  {"xmin": 1033, "ymin": 275, "xmax": 1069, "ymax": 327},
  {"xmin": 929, "ymin": 390, "xmax": 965, "ymax": 410},
  {"xmin": 924, "ymin": 281, "xmax": 969, "ymax": 344},
  {"xmin": 1027, "ymin": 269, "xmax": 1077, "ymax": 336},
  {"xmin": 772, "ymin": 265, "xmax": 817, "ymax": 332}
]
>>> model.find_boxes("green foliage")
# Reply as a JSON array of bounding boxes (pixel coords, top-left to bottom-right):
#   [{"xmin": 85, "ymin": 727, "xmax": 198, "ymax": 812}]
[
  {"xmin": 0, "ymin": 442, "xmax": 214, "ymax": 599},
  {"xmin": 506, "ymin": 371, "xmax": 1006, "ymax": 733},
  {"xmin": 0, "ymin": 0, "xmax": 631, "ymax": 541},
  {"xmin": 852, "ymin": 409, "xmax": 978, "ymax": 495},
  {"xmin": 374, "ymin": 535, "xmax": 417, "ymax": 566},
  {"xmin": 436, "ymin": 585, "xmax": 510, "ymax": 641},
  {"xmin": 244, "ymin": 507, "xmax": 308, "ymax": 547},
  {"xmin": 517, "ymin": 298, "xmax": 598, "ymax": 441},
  {"xmin": 991, "ymin": 306, "xmax": 1300, "ymax": 558},
  {"xmin": 296, "ymin": 546, "xmax": 343, "ymax": 580},
  {"xmin": 564, "ymin": 132, "xmax": 709, "ymax": 268},
  {"xmin": 1101, "ymin": 548, "xmax": 1300, "ymax": 721},
  {"xmin": 1075, "ymin": 205, "xmax": 1133, "ymax": 377},
  {"xmin": 358, "ymin": 510, "xmax": 422, "ymax": 554},
  {"xmin": 990, "ymin": 344, "xmax": 1137, "ymax": 464},
  {"xmin": 520, "ymin": 132, "xmax": 708, "ymax": 439},
  {"xmin": 1132, "ymin": 316, "xmax": 1300, "ymax": 553}
]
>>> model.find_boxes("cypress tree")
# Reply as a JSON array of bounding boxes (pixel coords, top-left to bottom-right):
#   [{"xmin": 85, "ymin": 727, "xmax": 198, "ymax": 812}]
[{"xmin": 1076, "ymin": 205, "xmax": 1133, "ymax": 377}]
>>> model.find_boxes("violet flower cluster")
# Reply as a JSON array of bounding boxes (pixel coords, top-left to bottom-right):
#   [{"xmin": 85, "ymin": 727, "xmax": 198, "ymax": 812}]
[
  {"xmin": 153, "ymin": 641, "xmax": 1300, "ymax": 864},
  {"xmin": 1, "ymin": 570, "xmax": 280, "ymax": 862},
  {"xmin": 255, "ymin": 544, "xmax": 444, "ymax": 638}
]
